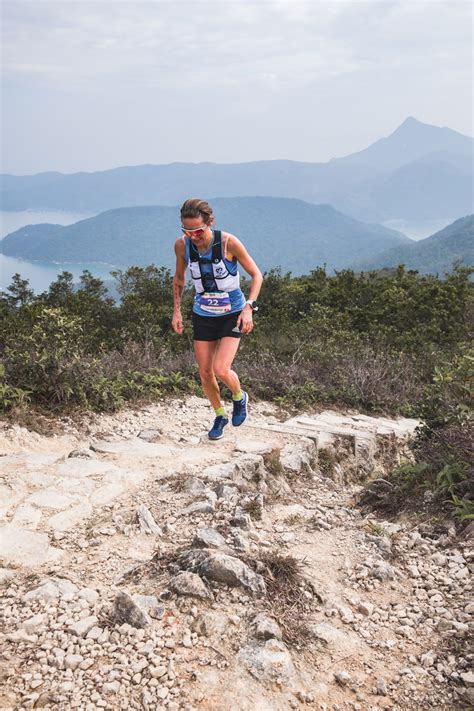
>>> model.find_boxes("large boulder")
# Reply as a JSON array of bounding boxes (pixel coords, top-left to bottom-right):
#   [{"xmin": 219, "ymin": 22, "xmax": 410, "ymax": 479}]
[{"xmin": 177, "ymin": 549, "xmax": 266, "ymax": 596}]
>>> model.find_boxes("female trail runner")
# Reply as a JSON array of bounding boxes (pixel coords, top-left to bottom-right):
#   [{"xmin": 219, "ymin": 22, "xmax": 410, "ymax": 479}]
[{"xmin": 172, "ymin": 198, "xmax": 263, "ymax": 439}]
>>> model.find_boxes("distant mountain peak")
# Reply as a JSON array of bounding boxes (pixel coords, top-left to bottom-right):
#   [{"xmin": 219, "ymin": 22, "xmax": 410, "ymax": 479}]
[
  {"xmin": 391, "ymin": 116, "xmax": 440, "ymax": 137},
  {"xmin": 399, "ymin": 116, "xmax": 421, "ymax": 126},
  {"xmin": 336, "ymin": 116, "xmax": 473, "ymax": 173}
]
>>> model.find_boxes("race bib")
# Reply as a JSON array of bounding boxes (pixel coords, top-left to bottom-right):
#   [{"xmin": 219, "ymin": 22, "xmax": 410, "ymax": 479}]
[{"xmin": 198, "ymin": 291, "xmax": 232, "ymax": 314}]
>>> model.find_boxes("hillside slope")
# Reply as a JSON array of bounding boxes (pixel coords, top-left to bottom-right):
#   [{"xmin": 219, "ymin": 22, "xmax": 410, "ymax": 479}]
[
  {"xmin": 0, "ymin": 197, "xmax": 410, "ymax": 274},
  {"xmin": 350, "ymin": 215, "xmax": 474, "ymax": 275}
]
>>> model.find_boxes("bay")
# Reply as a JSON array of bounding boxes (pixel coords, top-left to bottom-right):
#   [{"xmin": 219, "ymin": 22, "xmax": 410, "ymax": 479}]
[
  {"xmin": 0, "ymin": 254, "xmax": 123, "ymax": 294},
  {"xmin": 0, "ymin": 209, "xmax": 125, "ymax": 294},
  {"xmin": 382, "ymin": 217, "xmax": 453, "ymax": 241}
]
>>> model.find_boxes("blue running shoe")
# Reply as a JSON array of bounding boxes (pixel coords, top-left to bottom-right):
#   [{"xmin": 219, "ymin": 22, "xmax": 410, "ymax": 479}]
[
  {"xmin": 232, "ymin": 391, "xmax": 248, "ymax": 427},
  {"xmin": 208, "ymin": 415, "xmax": 229, "ymax": 440}
]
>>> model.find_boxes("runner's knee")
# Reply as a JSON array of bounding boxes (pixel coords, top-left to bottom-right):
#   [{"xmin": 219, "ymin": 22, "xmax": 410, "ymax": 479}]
[
  {"xmin": 199, "ymin": 367, "xmax": 215, "ymax": 382},
  {"xmin": 214, "ymin": 365, "xmax": 230, "ymax": 381}
]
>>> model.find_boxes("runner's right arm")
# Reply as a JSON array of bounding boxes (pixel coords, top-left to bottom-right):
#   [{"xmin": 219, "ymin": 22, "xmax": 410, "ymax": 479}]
[{"xmin": 172, "ymin": 238, "xmax": 187, "ymax": 334}]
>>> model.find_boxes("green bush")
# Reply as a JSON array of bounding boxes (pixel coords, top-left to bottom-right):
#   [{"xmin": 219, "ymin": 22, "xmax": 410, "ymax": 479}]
[
  {"xmin": 359, "ymin": 348, "xmax": 473, "ymax": 522},
  {"xmin": 0, "ymin": 264, "xmax": 472, "ymax": 421}
]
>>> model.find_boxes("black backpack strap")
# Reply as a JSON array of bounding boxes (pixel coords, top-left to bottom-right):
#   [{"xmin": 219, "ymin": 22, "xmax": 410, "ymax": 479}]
[
  {"xmin": 188, "ymin": 237, "xmax": 199, "ymax": 262},
  {"xmin": 211, "ymin": 230, "xmax": 222, "ymax": 263}
]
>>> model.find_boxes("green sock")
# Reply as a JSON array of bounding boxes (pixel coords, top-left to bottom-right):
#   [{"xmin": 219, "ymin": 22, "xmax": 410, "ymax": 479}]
[
  {"xmin": 232, "ymin": 390, "xmax": 243, "ymax": 401},
  {"xmin": 214, "ymin": 406, "xmax": 225, "ymax": 417}
]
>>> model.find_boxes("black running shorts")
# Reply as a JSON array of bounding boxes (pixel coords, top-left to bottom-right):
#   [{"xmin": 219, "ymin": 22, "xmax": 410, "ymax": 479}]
[{"xmin": 192, "ymin": 310, "xmax": 243, "ymax": 341}]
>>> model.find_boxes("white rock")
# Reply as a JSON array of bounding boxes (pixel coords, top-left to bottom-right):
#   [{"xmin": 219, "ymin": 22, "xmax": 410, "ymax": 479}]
[
  {"xmin": 26, "ymin": 489, "xmax": 77, "ymax": 510},
  {"xmin": 335, "ymin": 670, "xmax": 351, "ymax": 686},
  {"xmin": 420, "ymin": 650, "xmax": 436, "ymax": 668},
  {"xmin": 69, "ymin": 615, "xmax": 98, "ymax": 638},
  {"xmin": 0, "ymin": 568, "xmax": 15, "ymax": 584},
  {"xmin": 90, "ymin": 483, "xmax": 125, "ymax": 506},
  {"xmin": 238, "ymin": 639, "xmax": 296, "ymax": 684},
  {"xmin": 178, "ymin": 500, "xmax": 215, "ymax": 516},
  {"xmin": 0, "ymin": 525, "xmax": 63, "ymax": 567},
  {"xmin": 137, "ymin": 504, "xmax": 162, "ymax": 535},
  {"xmin": 308, "ymin": 622, "xmax": 346, "ymax": 647},
  {"xmin": 78, "ymin": 588, "xmax": 99, "ymax": 605},
  {"xmin": 20, "ymin": 614, "xmax": 45, "ymax": 635},
  {"xmin": 358, "ymin": 601, "xmax": 374, "ymax": 617},
  {"xmin": 86, "ymin": 626, "xmax": 103, "ymax": 640},
  {"xmin": 103, "ymin": 681, "xmax": 120, "ymax": 694},
  {"xmin": 150, "ymin": 666, "xmax": 167, "ymax": 679},
  {"xmin": 11, "ymin": 505, "xmax": 43, "ymax": 529},
  {"xmin": 79, "ymin": 658, "xmax": 94, "ymax": 671},
  {"xmin": 47, "ymin": 502, "xmax": 93, "ymax": 532},
  {"xmin": 64, "ymin": 654, "xmax": 84, "ymax": 670},
  {"xmin": 337, "ymin": 605, "xmax": 354, "ymax": 623},
  {"xmin": 25, "ymin": 581, "xmax": 59, "ymax": 602},
  {"xmin": 59, "ymin": 681, "xmax": 74, "ymax": 693},
  {"xmin": 192, "ymin": 528, "xmax": 226, "ymax": 549},
  {"xmin": 460, "ymin": 671, "xmax": 474, "ymax": 687}
]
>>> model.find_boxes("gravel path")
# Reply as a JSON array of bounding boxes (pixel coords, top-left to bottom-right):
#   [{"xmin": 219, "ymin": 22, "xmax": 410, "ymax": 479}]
[{"xmin": 0, "ymin": 397, "xmax": 471, "ymax": 710}]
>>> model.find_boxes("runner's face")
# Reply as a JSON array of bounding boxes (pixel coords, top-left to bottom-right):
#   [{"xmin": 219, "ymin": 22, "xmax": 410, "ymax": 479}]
[{"xmin": 181, "ymin": 217, "xmax": 212, "ymax": 248}]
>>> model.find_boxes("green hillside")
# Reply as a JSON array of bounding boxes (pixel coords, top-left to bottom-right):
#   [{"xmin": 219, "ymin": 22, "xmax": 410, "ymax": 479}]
[
  {"xmin": 0, "ymin": 197, "xmax": 410, "ymax": 275},
  {"xmin": 350, "ymin": 215, "xmax": 474, "ymax": 275}
]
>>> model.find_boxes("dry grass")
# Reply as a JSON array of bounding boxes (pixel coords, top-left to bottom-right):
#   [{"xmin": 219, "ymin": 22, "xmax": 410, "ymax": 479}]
[
  {"xmin": 158, "ymin": 471, "xmax": 190, "ymax": 493},
  {"xmin": 255, "ymin": 552, "xmax": 320, "ymax": 648},
  {"xmin": 263, "ymin": 448, "xmax": 285, "ymax": 478},
  {"xmin": 317, "ymin": 448, "xmax": 336, "ymax": 478},
  {"xmin": 1, "ymin": 405, "xmax": 68, "ymax": 436},
  {"xmin": 283, "ymin": 513, "xmax": 305, "ymax": 526},
  {"xmin": 243, "ymin": 497, "xmax": 263, "ymax": 520},
  {"xmin": 365, "ymin": 519, "xmax": 387, "ymax": 537},
  {"xmin": 117, "ymin": 548, "xmax": 184, "ymax": 587}
]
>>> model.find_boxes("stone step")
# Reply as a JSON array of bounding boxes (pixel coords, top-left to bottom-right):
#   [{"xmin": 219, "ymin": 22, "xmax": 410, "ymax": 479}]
[
  {"xmin": 285, "ymin": 417, "xmax": 377, "ymax": 440},
  {"xmin": 90, "ymin": 439, "xmax": 177, "ymax": 457},
  {"xmin": 293, "ymin": 411, "xmax": 418, "ymax": 437},
  {"xmin": 246, "ymin": 422, "xmax": 322, "ymax": 446}
]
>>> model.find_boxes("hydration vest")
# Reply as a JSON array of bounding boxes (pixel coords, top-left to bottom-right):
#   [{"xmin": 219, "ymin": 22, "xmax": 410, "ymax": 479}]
[{"xmin": 187, "ymin": 231, "xmax": 240, "ymax": 294}]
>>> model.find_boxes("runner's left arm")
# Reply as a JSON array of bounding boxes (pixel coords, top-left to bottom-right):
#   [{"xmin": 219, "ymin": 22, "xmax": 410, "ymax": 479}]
[{"xmin": 227, "ymin": 235, "xmax": 263, "ymax": 333}]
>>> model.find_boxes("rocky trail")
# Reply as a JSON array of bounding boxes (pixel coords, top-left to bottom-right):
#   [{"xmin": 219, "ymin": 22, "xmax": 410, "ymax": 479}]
[{"xmin": 0, "ymin": 397, "xmax": 472, "ymax": 711}]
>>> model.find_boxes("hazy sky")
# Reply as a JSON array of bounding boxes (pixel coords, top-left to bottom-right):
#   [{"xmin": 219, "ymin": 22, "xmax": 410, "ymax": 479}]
[{"xmin": 1, "ymin": 0, "xmax": 472, "ymax": 175}]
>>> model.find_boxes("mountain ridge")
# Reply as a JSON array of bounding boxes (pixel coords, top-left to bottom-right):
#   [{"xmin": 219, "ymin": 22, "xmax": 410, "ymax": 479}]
[{"xmin": 1, "ymin": 118, "xmax": 472, "ymax": 223}]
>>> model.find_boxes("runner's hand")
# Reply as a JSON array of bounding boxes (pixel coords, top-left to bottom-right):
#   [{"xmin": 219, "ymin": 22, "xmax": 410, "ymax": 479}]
[
  {"xmin": 172, "ymin": 312, "xmax": 184, "ymax": 334},
  {"xmin": 237, "ymin": 307, "xmax": 253, "ymax": 334}
]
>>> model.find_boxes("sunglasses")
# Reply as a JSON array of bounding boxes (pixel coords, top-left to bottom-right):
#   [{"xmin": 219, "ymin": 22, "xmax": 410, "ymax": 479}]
[{"xmin": 180, "ymin": 224, "xmax": 208, "ymax": 236}]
